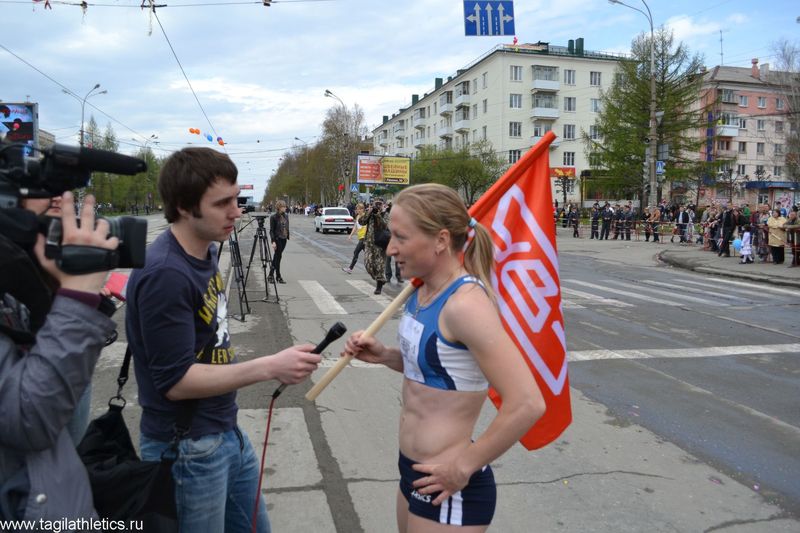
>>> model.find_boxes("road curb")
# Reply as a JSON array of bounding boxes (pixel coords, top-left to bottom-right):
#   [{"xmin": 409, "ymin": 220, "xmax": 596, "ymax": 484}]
[{"xmin": 658, "ymin": 250, "xmax": 800, "ymax": 289}]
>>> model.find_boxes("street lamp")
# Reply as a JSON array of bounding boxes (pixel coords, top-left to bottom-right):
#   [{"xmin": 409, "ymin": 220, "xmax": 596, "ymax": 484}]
[
  {"xmin": 324, "ymin": 89, "xmax": 353, "ymax": 203},
  {"xmin": 79, "ymin": 84, "xmax": 107, "ymax": 147},
  {"xmin": 294, "ymin": 136, "xmax": 310, "ymax": 204},
  {"xmin": 609, "ymin": 0, "xmax": 658, "ymax": 209}
]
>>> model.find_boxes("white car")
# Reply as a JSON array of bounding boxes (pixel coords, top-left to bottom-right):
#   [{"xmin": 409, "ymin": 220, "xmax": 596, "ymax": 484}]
[{"xmin": 314, "ymin": 207, "xmax": 354, "ymax": 234}]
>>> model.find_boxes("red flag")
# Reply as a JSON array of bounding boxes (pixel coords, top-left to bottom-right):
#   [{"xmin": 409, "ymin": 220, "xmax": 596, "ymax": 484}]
[{"xmin": 468, "ymin": 131, "xmax": 571, "ymax": 450}]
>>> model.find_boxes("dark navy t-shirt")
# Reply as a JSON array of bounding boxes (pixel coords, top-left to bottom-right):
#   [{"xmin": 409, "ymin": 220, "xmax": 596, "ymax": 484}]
[{"xmin": 126, "ymin": 229, "xmax": 237, "ymax": 440}]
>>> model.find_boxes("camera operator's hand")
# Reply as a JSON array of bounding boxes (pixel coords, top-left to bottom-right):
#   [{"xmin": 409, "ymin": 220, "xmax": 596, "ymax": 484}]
[{"xmin": 33, "ymin": 192, "xmax": 120, "ymax": 294}]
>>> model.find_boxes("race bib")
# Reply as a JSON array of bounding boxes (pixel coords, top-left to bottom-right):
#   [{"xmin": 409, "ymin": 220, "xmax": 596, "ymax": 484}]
[{"xmin": 398, "ymin": 314, "xmax": 425, "ymax": 383}]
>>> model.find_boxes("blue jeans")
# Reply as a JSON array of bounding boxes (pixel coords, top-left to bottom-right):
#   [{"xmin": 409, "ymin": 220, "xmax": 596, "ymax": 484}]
[{"xmin": 141, "ymin": 428, "xmax": 270, "ymax": 533}]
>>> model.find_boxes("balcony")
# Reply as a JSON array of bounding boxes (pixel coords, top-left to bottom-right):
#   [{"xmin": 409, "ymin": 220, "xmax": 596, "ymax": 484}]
[
  {"xmin": 414, "ymin": 139, "xmax": 428, "ymax": 149},
  {"xmin": 531, "ymin": 135, "xmax": 560, "ymax": 148},
  {"xmin": 530, "ymin": 107, "xmax": 559, "ymax": 120},
  {"xmin": 455, "ymin": 92, "xmax": 470, "ymax": 108},
  {"xmin": 532, "ymin": 79, "xmax": 560, "ymax": 92},
  {"xmin": 439, "ymin": 125, "xmax": 453, "ymax": 138},
  {"xmin": 716, "ymin": 148, "xmax": 736, "ymax": 160},
  {"xmin": 412, "ymin": 116, "xmax": 426, "ymax": 130},
  {"xmin": 439, "ymin": 102, "xmax": 453, "ymax": 115},
  {"xmin": 393, "ymin": 125, "xmax": 405, "ymax": 139},
  {"xmin": 716, "ymin": 124, "xmax": 738, "ymax": 137},
  {"xmin": 454, "ymin": 116, "xmax": 470, "ymax": 132}
]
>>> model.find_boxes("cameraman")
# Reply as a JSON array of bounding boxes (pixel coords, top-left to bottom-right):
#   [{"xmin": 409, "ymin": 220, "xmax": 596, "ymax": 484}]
[{"xmin": 0, "ymin": 192, "xmax": 119, "ymax": 524}]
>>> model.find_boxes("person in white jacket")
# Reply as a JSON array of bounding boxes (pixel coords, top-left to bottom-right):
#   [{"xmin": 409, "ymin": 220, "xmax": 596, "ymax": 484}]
[{"xmin": 739, "ymin": 224, "xmax": 753, "ymax": 264}]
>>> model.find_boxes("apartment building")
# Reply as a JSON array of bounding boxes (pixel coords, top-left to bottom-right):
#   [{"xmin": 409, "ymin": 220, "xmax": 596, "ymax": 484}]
[
  {"xmin": 696, "ymin": 59, "xmax": 798, "ymax": 209},
  {"xmin": 372, "ymin": 39, "xmax": 623, "ymax": 204}
]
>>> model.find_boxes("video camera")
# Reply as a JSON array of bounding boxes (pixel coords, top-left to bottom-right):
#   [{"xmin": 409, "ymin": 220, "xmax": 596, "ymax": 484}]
[
  {"xmin": 237, "ymin": 196, "xmax": 255, "ymax": 213},
  {"xmin": 0, "ymin": 139, "xmax": 149, "ymax": 274}
]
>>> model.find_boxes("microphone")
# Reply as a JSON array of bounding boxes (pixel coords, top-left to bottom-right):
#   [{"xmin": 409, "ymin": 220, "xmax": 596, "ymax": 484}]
[
  {"xmin": 49, "ymin": 143, "xmax": 147, "ymax": 176},
  {"xmin": 273, "ymin": 321, "xmax": 347, "ymax": 398}
]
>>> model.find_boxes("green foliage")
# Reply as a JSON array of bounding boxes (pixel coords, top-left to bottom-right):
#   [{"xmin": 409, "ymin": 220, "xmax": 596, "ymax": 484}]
[{"xmin": 584, "ymin": 28, "xmax": 708, "ymax": 201}]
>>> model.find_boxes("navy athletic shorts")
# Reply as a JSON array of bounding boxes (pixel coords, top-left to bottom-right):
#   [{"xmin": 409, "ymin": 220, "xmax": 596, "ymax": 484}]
[{"xmin": 398, "ymin": 451, "xmax": 496, "ymax": 526}]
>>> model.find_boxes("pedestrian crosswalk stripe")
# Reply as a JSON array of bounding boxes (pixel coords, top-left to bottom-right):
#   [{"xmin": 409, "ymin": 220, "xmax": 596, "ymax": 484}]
[
  {"xmin": 566, "ymin": 279, "xmax": 682, "ymax": 306},
  {"xmin": 346, "ymin": 279, "xmax": 393, "ymax": 307},
  {"xmin": 561, "ymin": 287, "xmax": 635, "ymax": 308},
  {"xmin": 602, "ymin": 279, "xmax": 724, "ymax": 306},
  {"xmin": 639, "ymin": 279, "xmax": 748, "ymax": 301},
  {"xmin": 569, "ymin": 343, "xmax": 800, "ymax": 362},
  {"xmin": 298, "ymin": 280, "xmax": 347, "ymax": 314},
  {"xmin": 672, "ymin": 274, "xmax": 799, "ymax": 297},
  {"xmin": 562, "ymin": 300, "xmax": 586, "ymax": 309},
  {"xmin": 670, "ymin": 277, "xmax": 770, "ymax": 300}
]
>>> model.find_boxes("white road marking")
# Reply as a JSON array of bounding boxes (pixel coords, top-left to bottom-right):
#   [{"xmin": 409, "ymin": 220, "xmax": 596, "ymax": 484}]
[
  {"xmin": 347, "ymin": 279, "xmax": 393, "ymax": 307},
  {"xmin": 638, "ymin": 279, "xmax": 748, "ymax": 301},
  {"xmin": 569, "ymin": 343, "xmax": 800, "ymax": 362},
  {"xmin": 562, "ymin": 287, "xmax": 635, "ymax": 308},
  {"xmin": 602, "ymin": 279, "xmax": 723, "ymax": 306},
  {"xmin": 678, "ymin": 275, "xmax": 800, "ymax": 297},
  {"xmin": 562, "ymin": 300, "xmax": 586, "ymax": 309},
  {"xmin": 298, "ymin": 280, "xmax": 347, "ymax": 314},
  {"xmin": 566, "ymin": 279, "xmax": 682, "ymax": 306},
  {"xmin": 669, "ymin": 277, "xmax": 770, "ymax": 300}
]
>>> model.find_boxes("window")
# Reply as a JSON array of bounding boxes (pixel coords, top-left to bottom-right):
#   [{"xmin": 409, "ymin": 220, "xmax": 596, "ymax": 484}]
[
  {"xmin": 509, "ymin": 150, "xmax": 521, "ymax": 164},
  {"xmin": 755, "ymin": 164, "xmax": 765, "ymax": 175},
  {"xmin": 590, "ymin": 71, "xmax": 601, "ymax": 86},
  {"xmin": 533, "ymin": 122, "xmax": 551, "ymax": 137},
  {"xmin": 774, "ymin": 166, "xmax": 783, "ymax": 177},
  {"xmin": 510, "ymin": 65, "xmax": 523, "ymax": 81},
  {"xmin": 738, "ymin": 117, "xmax": 747, "ymax": 129},
  {"xmin": 564, "ymin": 97, "xmax": 576, "ymax": 112},
  {"xmin": 775, "ymin": 143, "xmax": 784, "ymax": 155},
  {"xmin": 758, "ymin": 192, "xmax": 769, "ymax": 204},
  {"xmin": 776, "ymin": 121, "xmax": 784, "ymax": 133},
  {"xmin": 737, "ymin": 164, "xmax": 746, "ymax": 176},
  {"xmin": 482, "ymin": 99, "xmax": 488, "ymax": 113},
  {"xmin": 738, "ymin": 142, "xmax": 746, "ymax": 154},
  {"xmin": 756, "ymin": 142, "xmax": 765, "ymax": 155},
  {"xmin": 563, "ymin": 124, "xmax": 576, "ymax": 140},
  {"xmin": 757, "ymin": 96, "xmax": 766, "ymax": 108},
  {"xmin": 564, "ymin": 69, "xmax": 576, "ymax": 85},
  {"xmin": 589, "ymin": 153, "xmax": 602, "ymax": 167},
  {"xmin": 739, "ymin": 95, "xmax": 748, "ymax": 107},
  {"xmin": 509, "ymin": 121, "xmax": 522, "ymax": 137},
  {"xmin": 717, "ymin": 140, "xmax": 731, "ymax": 151},
  {"xmin": 534, "ymin": 93, "xmax": 557, "ymax": 108},
  {"xmin": 533, "ymin": 65, "xmax": 558, "ymax": 81},
  {"xmin": 482, "ymin": 72, "xmax": 487, "ymax": 89},
  {"xmin": 615, "ymin": 72, "xmax": 625, "ymax": 85},
  {"xmin": 590, "ymin": 98, "xmax": 601, "ymax": 112},
  {"xmin": 719, "ymin": 89, "xmax": 735, "ymax": 103},
  {"xmin": 563, "ymin": 152, "xmax": 575, "ymax": 166},
  {"xmin": 472, "ymin": 78, "xmax": 478, "ymax": 94},
  {"xmin": 757, "ymin": 119, "xmax": 766, "ymax": 131},
  {"xmin": 509, "ymin": 94, "xmax": 522, "ymax": 109},
  {"xmin": 776, "ymin": 98, "xmax": 784, "ymax": 110},
  {"xmin": 482, "ymin": 126, "xmax": 487, "ymax": 140},
  {"xmin": 472, "ymin": 129, "xmax": 477, "ymax": 140},
  {"xmin": 589, "ymin": 125, "xmax": 601, "ymax": 140}
]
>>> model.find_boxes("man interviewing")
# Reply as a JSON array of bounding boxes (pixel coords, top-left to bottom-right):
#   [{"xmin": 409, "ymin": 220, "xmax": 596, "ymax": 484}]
[{"xmin": 126, "ymin": 148, "xmax": 321, "ymax": 533}]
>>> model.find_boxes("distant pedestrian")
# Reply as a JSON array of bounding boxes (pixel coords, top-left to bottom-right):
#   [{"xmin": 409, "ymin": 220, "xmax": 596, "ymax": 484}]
[
  {"xmin": 269, "ymin": 199, "xmax": 289, "ymax": 283},
  {"xmin": 361, "ymin": 198, "xmax": 389, "ymax": 294},
  {"xmin": 767, "ymin": 209, "xmax": 787, "ymax": 264},
  {"xmin": 343, "ymin": 202, "xmax": 366, "ymax": 274},
  {"xmin": 739, "ymin": 224, "xmax": 753, "ymax": 264}
]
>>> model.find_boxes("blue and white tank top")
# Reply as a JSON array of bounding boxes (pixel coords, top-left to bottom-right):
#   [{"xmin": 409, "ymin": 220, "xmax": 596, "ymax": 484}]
[{"xmin": 398, "ymin": 275, "xmax": 489, "ymax": 392}]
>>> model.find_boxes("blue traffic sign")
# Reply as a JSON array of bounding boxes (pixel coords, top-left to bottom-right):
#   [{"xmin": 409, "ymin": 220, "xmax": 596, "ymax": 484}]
[
  {"xmin": 464, "ymin": 1, "xmax": 515, "ymax": 37},
  {"xmin": 350, "ymin": 184, "xmax": 359, "ymax": 193},
  {"xmin": 656, "ymin": 160, "xmax": 666, "ymax": 175}
]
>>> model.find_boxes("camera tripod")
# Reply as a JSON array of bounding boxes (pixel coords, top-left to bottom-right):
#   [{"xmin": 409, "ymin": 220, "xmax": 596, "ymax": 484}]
[
  {"xmin": 224, "ymin": 224, "xmax": 250, "ymax": 321},
  {"xmin": 243, "ymin": 214, "xmax": 280, "ymax": 303}
]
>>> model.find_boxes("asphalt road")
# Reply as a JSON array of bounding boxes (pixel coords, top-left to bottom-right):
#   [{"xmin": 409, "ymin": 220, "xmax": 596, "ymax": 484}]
[{"xmin": 92, "ymin": 212, "xmax": 799, "ymax": 532}]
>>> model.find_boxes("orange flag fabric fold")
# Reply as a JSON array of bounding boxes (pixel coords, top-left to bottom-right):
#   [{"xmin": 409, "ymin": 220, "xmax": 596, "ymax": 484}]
[{"xmin": 469, "ymin": 131, "xmax": 571, "ymax": 450}]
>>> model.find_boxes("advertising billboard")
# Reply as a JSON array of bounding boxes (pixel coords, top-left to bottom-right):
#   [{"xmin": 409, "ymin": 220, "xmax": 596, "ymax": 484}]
[
  {"xmin": 0, "ymin": 102, "xmax": 38, "ymax": 156},
  {"xmin": 356, "ymin": 154, "xmax": 411, "ymax": 185}
]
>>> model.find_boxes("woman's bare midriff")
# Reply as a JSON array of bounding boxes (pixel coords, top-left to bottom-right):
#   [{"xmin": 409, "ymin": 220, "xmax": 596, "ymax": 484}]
[{"xmin": 399, "ymin": 378, "xmax": 487, "ymax": 463}]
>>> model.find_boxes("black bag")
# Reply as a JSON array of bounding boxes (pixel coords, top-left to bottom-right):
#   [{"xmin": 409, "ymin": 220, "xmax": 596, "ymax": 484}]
[
  {"xmin": 77, "ymin": 346, "xmax": 186, "ymax": 532},
  {"xmin": 374, "ymin": 227, "xmax": 391, "ymax": 249}
]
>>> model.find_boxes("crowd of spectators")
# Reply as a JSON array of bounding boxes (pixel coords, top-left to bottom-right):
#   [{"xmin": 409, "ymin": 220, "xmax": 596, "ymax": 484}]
[{"xmin": 554, "ymin": 200, "xmax": 800, "ymax": 267}]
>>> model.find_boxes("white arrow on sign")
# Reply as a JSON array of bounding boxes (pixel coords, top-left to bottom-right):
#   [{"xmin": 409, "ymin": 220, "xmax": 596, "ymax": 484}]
[
  {"xmin": 466, "ymin": 2, "xmax": 481, "ymax": 33},
  {"xmin": 497, "ymin": 3, "xmax": 513, "ymax": 36},
  {"xmin": 486, "ymin": 3, "xmax": 496, "ymax": 35}
]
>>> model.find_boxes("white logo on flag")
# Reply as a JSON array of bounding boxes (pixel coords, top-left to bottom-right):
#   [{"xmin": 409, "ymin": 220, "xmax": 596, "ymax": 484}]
[{"xmin": 491, "ymin": 184, "xmax": 568, "ymax": 395}]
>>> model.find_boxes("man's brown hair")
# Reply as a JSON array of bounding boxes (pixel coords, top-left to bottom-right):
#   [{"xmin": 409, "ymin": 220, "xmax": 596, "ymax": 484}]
[{"xmin": 159, "ymin": 147, "xmax": 238, "ymax": 223}]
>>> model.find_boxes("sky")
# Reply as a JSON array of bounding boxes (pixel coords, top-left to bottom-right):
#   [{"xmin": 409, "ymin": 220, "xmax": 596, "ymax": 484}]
[{"xmin": 2, "ymin": 0, "xmax": 798, "ymax": 200}]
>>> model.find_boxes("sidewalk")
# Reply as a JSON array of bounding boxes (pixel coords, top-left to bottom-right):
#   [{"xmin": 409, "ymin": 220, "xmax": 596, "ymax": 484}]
[{"xmin": 554, "ymin": 226, "xmax": 800, "ymax": 289}]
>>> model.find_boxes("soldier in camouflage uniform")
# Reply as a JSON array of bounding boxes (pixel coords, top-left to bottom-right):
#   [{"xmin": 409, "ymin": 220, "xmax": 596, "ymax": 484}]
[{"xmin": 360, "ymin": 199, "xmax": 389, "ymax": 294}]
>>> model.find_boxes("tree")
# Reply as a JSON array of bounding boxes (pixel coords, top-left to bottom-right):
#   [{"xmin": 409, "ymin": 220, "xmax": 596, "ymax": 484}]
[
  {"xmin": 320, "ymin": 104, "xmax": 368, "ymax": 204},
  {"xmin": 772, "ymin": 38, "xmax": 800, "ymax": 188},
  {"xmin": 584, "ymin": 28, "xmax": 708, "ymax": 205}
]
